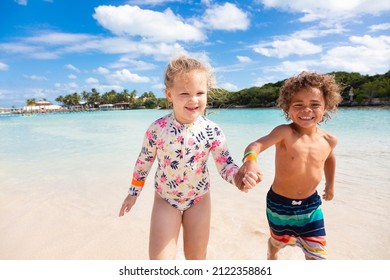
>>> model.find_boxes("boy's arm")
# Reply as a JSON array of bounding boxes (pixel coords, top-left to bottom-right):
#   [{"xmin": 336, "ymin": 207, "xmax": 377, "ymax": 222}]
[
  {"xmin": 323, "ymin": 133, "xmax": 338, "ymax": 201},
  {"xmin": 323, "ymin": 150, "xmax": 336, "ymax": 201},
  {"xmin": 235, "ymin": 125, "xmax": 286, "ymax": 190}
]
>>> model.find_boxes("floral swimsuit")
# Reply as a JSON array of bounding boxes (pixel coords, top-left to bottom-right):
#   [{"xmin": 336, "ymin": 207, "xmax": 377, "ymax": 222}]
[{"xmin": 129, "ymin": 113, "xmax": 238, "ymax": 211}]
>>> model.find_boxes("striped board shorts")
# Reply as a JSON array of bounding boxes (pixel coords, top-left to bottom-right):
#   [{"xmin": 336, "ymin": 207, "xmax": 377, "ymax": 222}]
[{"xmin": 266, "ymin": 187, "xmax": 327, "ymax": 260}]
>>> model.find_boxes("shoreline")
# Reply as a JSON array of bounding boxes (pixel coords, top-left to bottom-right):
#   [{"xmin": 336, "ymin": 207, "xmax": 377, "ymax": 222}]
[
  {"xmin": 1, "ymin": 104, "xmax": 390, "ymax": 116},
  {"xmin": 1, "ymin": 108, "xmax": 389, "ymax": 260}
]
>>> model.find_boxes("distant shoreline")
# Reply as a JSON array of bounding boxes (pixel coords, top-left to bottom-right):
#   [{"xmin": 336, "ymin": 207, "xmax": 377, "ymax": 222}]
[{"xmin": 1, "ymin": 103, "xmax": 390, "ymax": 116}]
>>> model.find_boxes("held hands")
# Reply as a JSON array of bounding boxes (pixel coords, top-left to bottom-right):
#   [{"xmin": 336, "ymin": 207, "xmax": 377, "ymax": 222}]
[
  {"xmin": 234, "ymin": 160, "xmax": 263, "ymax": 192},
  {"xmin": 119, "ymin": 194, "xmax": 137, "ymax": 217},
  {"xmin": 241, "ymin": 171, "xmax": 262, "ymax": 192}
]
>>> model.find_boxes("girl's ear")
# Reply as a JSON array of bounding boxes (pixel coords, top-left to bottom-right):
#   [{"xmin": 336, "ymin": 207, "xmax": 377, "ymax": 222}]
[{"xmin": 165, "ymin": 88, "xmax": 172, "ymax": 102}]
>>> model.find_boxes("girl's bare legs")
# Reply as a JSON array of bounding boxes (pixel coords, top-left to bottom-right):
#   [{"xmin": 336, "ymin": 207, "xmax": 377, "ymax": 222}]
[
  {"xmin": 149, "ymin": 193, "xmax": 182, "ymax": 260},
  {"xmin": 182, "ymin": 192, "xmax": 211, "ymax": 260}
]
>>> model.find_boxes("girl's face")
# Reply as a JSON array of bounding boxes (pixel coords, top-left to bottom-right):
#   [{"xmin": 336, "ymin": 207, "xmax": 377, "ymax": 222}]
[
  {"xmin": 287, "ymin": 87, "xmax": 326, "ymax": 129},
  {"xmin": 165, "ymin": 70, "xmax": 208, "ymax": 124}
]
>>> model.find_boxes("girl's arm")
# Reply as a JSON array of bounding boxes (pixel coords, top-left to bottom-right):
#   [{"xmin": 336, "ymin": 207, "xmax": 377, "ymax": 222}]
[
  {"xmin": 128, "ymin": 124, "xmax": 158, "ymax": 196},
  {"xmin": 209, "ymin": 126, "xmax": 239, "ymax": 185}
]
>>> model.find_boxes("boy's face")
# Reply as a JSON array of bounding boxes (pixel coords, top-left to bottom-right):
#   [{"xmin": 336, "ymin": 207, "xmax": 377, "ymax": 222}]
[
  {"xmin": 165, "ymin": 70, "xmax": 208, "ymax": 124},
  {"xmin": 287, "ymin": 87, "xmax": 326, "ymax": 128}
]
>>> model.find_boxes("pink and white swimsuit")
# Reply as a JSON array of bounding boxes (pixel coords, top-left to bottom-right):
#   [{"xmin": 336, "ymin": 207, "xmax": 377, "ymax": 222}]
[{"xmin": 129, "ymin": 113, "xmax": 238, "ymax": 211}]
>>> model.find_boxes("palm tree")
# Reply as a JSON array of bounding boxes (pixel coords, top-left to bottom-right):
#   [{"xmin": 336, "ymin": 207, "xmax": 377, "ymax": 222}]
[
  {"xmin": 26, "ymin": 98, "xmax": 36, "ymax": 106},
  {"xmin": 55, "ymin": 96, "xmax": 65, "ymax": 106},
  {"xmin": 25, "ymin": 99, "xmax": 36, "ymax": 113}
]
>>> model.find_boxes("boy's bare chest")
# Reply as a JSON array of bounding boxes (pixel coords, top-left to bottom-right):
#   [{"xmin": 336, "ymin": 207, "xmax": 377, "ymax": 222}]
[{"xmin": 281, "ymin": 136, "xmax": 329, "ymax": 164}]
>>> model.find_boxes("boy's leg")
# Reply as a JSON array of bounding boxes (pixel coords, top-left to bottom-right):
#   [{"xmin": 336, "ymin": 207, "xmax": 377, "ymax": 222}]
[
  {"xmin": 182, "ymin": 192, "xmax": 211, "ymax": 260},
  {"xmin": 149, "ymin": 192, "xmax": 182, "ymax": 260},
  {"xmin": 267, "ymin": 237, "xmax": 281, "ymax": 260}
]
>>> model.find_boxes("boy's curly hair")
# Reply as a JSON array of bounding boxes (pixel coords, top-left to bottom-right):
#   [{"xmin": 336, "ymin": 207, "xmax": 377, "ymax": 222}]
[{"xmin": 277, "ymin": 71, "xmax": 343, "ymax": 122}]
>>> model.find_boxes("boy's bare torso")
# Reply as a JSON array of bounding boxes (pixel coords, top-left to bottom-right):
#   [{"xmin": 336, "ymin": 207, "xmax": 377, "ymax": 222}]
[{"xmin": 271, "ymin": 124, "xmax": 336, "ymax": 199}]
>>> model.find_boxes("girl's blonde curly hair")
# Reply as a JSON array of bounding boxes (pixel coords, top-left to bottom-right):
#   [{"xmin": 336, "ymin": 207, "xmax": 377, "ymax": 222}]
[
  {"xmin": 164, "ymin": 55, "xmax": 216, "ymax": 90},
  {"xmin": 277, "ymin": 71, "xmax": 343, "ymax": 122}
]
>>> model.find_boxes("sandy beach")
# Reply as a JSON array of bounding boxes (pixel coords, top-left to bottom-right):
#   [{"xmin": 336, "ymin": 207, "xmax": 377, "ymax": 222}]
[
  {"xmin": 1, "ymin": 160, "xmax": 389, "ymax": 260},
  {"xmin": 1, "ymin": 109, "xmax": 389, "ymax": 261}
]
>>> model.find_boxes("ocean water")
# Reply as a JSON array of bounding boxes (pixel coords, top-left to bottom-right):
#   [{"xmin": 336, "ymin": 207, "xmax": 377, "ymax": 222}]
[
  {"xmin": 1, "ymin": 108, "xmax": 389, "ymax": 193},
  {"xmin": 1, "ymin": 108, "xmax": 390, "ymax": 260}
]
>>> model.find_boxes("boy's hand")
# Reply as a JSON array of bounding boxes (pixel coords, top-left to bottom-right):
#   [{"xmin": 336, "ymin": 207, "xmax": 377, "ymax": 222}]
[
  {"xmin": 322, "ymin": 184, "xmax": 334, "ymax": 201},
  {"xmin": 119, "ymin": 194, "xmax": 137, "ymax": 217}
]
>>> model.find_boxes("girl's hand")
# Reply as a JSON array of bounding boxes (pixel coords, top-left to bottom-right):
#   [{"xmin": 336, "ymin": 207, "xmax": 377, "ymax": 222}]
[
  {"xmin": 119, "ymin": 194, "xmax": 137, "ymax": 217},
  {"xmin": 241, "ymin": 171, "xmax": 263, "ymax": 192}
]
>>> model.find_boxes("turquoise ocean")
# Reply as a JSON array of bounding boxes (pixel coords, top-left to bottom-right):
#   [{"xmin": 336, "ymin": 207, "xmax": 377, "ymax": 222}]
[
  {"xmin": 1, "ymin": 108, "xmax": 389, "ymax": 260},
  {"xmin": 1, "ymin": 108, "xmax": 389, "ymax": 192}
]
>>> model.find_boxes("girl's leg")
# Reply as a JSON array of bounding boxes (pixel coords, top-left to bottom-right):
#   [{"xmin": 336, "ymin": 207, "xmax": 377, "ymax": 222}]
[
  {"xmin": 182, "ymin": 192, "xmax": 211, "ymax": 260},
  {"xmin": 149, "ymin": 193, "xmax": 182, "ymax": 260}
]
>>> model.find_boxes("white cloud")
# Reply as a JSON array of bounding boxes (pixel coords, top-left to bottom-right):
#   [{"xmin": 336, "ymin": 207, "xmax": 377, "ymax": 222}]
[
  {"xmin": 86, "ymin": 77, "xmax": 99, "ymax": 84},
  {"xmin": 260, "ymin": 0, "xmax": 390, "ymax": 22},
  {"xmin": 269, "ymin": 60, "xmax": 317, "ymax": 76},
  {"xmin": 203, "ymin": 3, "xmax": 249, "ymax": 31},
  {"xmin": 0, "ymin": 62, "xmax": 9, "ymax": 71},
  {"xmin": 26, "ymin": 32, "xmax": 95, "ymax": 45},
  {"xmin": 111, "ymin": 57, "xmax": 156, "ymax": 70},
  {"xmin": 219, "ymin": 82, "xmax": 239, "ymax": 91},
  {"xmin": 0, "ymin": 30, "xmax": 187, "ymax": 63},
  {"xmin": 369, "ymin": 23, "xmax": 390, "ymax": 32},
  {"xmin": 127, "ymin": 0, "xmax": 176, "ymax": 5},
  {"xmin": 253, "ymin": 38, "xmax": 322, "ymax": 58},
  {"xmin": 93, "ymin": 5, "xmax": 205, "ymax": 42},
  {"xmin": 0, "ymin": 42, "xmax": 59, "ymax": 59},
  {"xmin": 255, "ymin": 75, "xmax": 284, "ymax": 87},
  {"xmin": 320, "ymin": 35, "xmax": 390, "ymax": 74},
  {"xmin": 65, "ymin": 64, "xmax": 80, "ymax": 73},
  {"xmin": 23, "ymin": 74, "xmax": 48, "ymax": 81},
  {"xmin": 110, "ymin": 69, "xmax": 150, "ymax": 83},
  {"xmin": 14, "ymin": 0, "xmax": 27, "ymax": 5},
  {"xmin": 68, "ymin": 74, "xmax": 77, "ymax": 79},
  {"xmin": 152, "ymin": 83, "xmax": 165, "ymax": 91},
  {"xmin": 264, "ymin": 34, "xmax": 390, "ymax": 77},
  {"xmin": 68, "ymin": 82, "xmax": 78, "ymax": 89},
  {"xmin": 95, "ymin": 67, "xmax": 110, "ymax": 75},
  {"xmin": 291, "ymin": 24, "xmax": 347, "ymax": 40},
  {"xmin": 237, "ymin": 56, "xmax": 252, "ymax": 63}
]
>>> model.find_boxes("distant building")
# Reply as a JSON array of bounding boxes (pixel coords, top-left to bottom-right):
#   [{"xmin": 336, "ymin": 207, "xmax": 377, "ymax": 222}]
[
  {"xmin": 98, "ymin": 104, "xmax": 114, "ymax": 110},
  {"xmin": 23, "ymin": 99, "xmax": 63, "ymax": 112},
  {"xmin": 0, "ymin": 107, "xmax": 12, "ymax": 114}
]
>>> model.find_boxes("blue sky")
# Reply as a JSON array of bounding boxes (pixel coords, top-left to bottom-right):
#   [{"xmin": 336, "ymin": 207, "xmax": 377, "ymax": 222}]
[{"xmin": 1, "ymin": 0, "xmax": 389, "ymax": 108}]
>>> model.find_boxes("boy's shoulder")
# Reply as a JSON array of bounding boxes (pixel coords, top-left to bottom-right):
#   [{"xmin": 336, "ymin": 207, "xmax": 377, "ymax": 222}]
[
  {"xmin": 318, "ymin": 128, "xmax": 338, "ymax": 147},
  {"xmin": 272, "ymin": 123, "xmax": 294, "ymax": 133}
]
